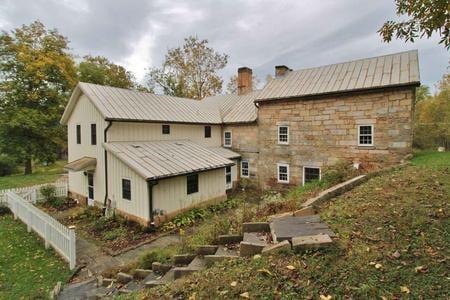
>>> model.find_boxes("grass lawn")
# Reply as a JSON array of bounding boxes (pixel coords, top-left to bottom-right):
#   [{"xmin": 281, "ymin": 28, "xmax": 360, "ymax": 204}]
[
  {"xmin": 125, "ymin": 151, "xmax": 449, "ymax": 299},
  {"xmin": 0, "ymin": 214, "xmax": 72, "ymax": 299},
  {"xmin": 0, "ymin": 160, "xmax": 67, "ymax": 190}
]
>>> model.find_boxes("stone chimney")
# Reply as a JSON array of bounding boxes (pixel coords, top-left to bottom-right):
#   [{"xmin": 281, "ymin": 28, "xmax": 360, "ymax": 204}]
[
  {"xmin": 275, "ymin": 65, "xmax": 291, "ymax": 78},
  {"xmin": 237, "ymin": 67, "xmax": 253, "ymax": 95}
]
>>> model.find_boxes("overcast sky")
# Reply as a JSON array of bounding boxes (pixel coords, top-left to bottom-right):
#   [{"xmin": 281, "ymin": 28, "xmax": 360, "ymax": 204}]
[{"xmin": 1, "ymin": 0, "xmax": 448, "ymax": 91}]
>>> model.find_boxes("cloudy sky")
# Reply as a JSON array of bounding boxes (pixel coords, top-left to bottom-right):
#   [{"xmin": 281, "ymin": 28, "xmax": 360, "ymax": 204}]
[{"xmin": 1, "ymin": 0, "xmax": 448, "ymax": 91}]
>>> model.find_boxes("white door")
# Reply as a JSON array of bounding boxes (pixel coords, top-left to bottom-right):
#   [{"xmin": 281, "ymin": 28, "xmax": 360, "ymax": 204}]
[{"xmin": 225, "ymin": 166, "xmax": 232, "ymax": 189}]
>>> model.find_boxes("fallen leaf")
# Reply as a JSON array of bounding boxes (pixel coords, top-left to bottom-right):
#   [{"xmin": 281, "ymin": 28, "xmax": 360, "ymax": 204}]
[
  {"xmin": 230, "ymin": 281, "xmax": 237, "ymax": 287},
  {"xmin": 240, "ymin": 292, "xmax": 250, "ymax": 298},
  {"xmin": 286, "ymin": 265, "xmax": 295, "ymax": 270},
  {"xmin": 188, "ymin": 293, "xmax": 196, "ymax": 300},
  {"xmin": 253, "ymin": 254, "xmax": 261, "ymax": 260},
  {"xmin": 400, "ymin": 286, "xmax": 410, "ymax": 294},
  {"xmin": 414, "ymin": 265, "xmax": 428, "ymax": 273},
  {"xmin": 392, "ymin": 251, "xmax": 401, "ymax": 259},
  {"xmin": 375, "ymin": 263, "xmax": 383, "ymax": 269},
  {"xmin": 320, "ymin": 295, "xmax": 332, "ymax": 300}
]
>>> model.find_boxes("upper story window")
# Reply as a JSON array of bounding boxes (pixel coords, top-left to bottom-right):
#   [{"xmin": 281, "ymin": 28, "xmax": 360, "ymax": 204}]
[
  {"xmin": 278, "ymin": 126, "xmax": 289, "ymax": 145},
  {"xmin": 204, "ymin": 126, "xmax": 211, "ymax": 138},
  {"xmin": 303, "ymin": 167, "xmax": 321, "ymax": 185},
  {"xmin": 162, "ymin": 124, "xmax": 170, "ymax": 135},
  {"xmin": 224, "ymin": 131, "xmax": 232, "ymax": 147},
  {"xmin": 76, "ymin": 124, "xmax": 81, "ymax": 144},
  {"xmin": 91, "ymin": 124, "xmax": 97, "ymax": 145},
  {"xmin": 277, "ymin": 163, "xmax": 289, "ymax": 183},
  {"xmin": 122, "ymin": 178, "xmax": 131, "ymax": 200},
  {"xmin": 241, "ymin": 160, "xmax": 249, "ymax": 178},
  {"xmin": 358, "ymin": 125, "xmax": 374, "ymax": 146},
  {"xmin": 187, "ymin": 173, "xmax": 199, "ymax": 194}
]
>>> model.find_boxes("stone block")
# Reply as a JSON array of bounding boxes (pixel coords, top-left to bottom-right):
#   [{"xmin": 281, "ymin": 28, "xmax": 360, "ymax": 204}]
[
  {"xmin": 293, "ymin": 206, "xmax": 315, "ymax": 217},
  {"xmin": 267, "ymin": 211, "xmax": 293, "ymax": 222},
  {"xmin": 173, "ymin": 254, "xmax": 196, "ymax": 266},
  {"xmin": 133, "ymin": 269, "xmax": 152, "ymax": 279},
  {"xmin": 217, "ymin": 234, "xmax": 243, "ymax": 244},
  {"xmin": 204, "ymin": 255, "xmax": 239, "ymax": 265},
  {"xmin": 242, "ymin": 222, "xmax": 270, "ymax": 233},
  {"xmin": 101, "ymin": 278, "xmax": 115, "ymax": 287},
  {"xmin": 261, "ymin": 240, "xmax": 291, "ymax": 255},
  {"xmin": 116, "ymin": 272, "xmax": 133, "ymax": 284},
  {"xmin": 195, "ymin": 245, "xmax": 219, "ymax": 255},
  {"xmin": 292, "ymin": 234, "xmax": 333, "ymax": 252},
  {"xmin": 240, "ymin": 241, "xmax": 265, "ymax": 257},
  {"xmin": 151, "ymin": 262, "xmax": 172, "ymax": 275}
]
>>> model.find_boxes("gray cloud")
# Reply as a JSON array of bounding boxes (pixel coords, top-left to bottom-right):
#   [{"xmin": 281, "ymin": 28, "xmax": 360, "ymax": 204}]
[{"xmin": 0, "ymin": 0, "xmax": 448, "ymax": 89}]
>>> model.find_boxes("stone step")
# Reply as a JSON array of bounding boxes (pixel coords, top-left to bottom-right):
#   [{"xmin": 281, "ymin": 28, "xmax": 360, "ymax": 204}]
[
  {"xmin": 204, "ymin": 254, "xmax": 239, "ymax": 265},
  {"xmin": 172, "ymin": 266, "xmax": 203, "ymax": 280},
  {"xmin": 243, "ymin": 232, "xmax": 269, "ymax": 245},
  {"xmin": 144, "ymin": 269, "xmax": 175, "ymax": 288},
  {"xmin": 292, "ymin": 234, "xmax": 333, "ymax": 252},
  {"xmin": 215, "ymin": 245, "xmax": 239, "ymax": 256},
  {"xmin": 195, "ymin": 245, "xmax": 218, "ymax": 255},
  {"xmin": 188, "ymin": 256, "xmax": 207, "ymax": 269}
]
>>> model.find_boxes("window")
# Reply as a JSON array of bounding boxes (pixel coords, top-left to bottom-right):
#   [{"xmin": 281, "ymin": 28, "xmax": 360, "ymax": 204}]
[
  {"xmin": 225, "ymin": 166, "xmax": 232, "ymax": 189},
  {"xmin": 303, "ymin": 167, "xmax": 321, "ymax": 185},
  {"xmin": 187, "ymin": 174, "xmax": 199, "ymax": 194},
  {"xmin": 204, "ymin": 126, "xmax": 211, "ymax": 138},
  {"xmin": 122, "ymin": 179, "xmax": 131, "ymax": 200},
  {"xmin": 358, "ymin": 125, "xmax": 374, "ymax": 146},
  {"xmin": 87, "ymin": 173, "xmax": 94, "ymax": 200},
  {"xmin": 278, "ymin": 126, "xmax": 289, "ymax": 144},
  {"xmin": 224, "ymin": 131, "xmax": 232, "ymax": 147},
  {"xmin": 241, "ymin": 161, "xmax": 249, "ymax": 178},
  {"xmin": 76, "ymin": 124, "xmax": 81, "ymax": 144},
  {"xmin": 277, "ymin": 163, "xmax": 289, "ymax": 183},
  {"xmin": 162, "ymin": 124, "xmax": 170, "ymax": 135},
  {"xmin": 91, "ymin": 124, "xmax": 97, "ymax": 145}
]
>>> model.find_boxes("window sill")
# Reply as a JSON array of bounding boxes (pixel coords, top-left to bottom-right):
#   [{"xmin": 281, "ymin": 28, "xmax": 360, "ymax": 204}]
[{"xmin": 357, "ymin": 145, "xmax": 375, "ymax": 149}]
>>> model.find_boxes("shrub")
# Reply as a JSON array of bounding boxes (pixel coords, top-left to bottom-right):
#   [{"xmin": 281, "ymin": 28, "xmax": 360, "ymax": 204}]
[
  {"xmin": 0, "ymin": 204, "xmax": 11, "ymax": 216},
  {"xmin": 40, "ymin": 185, "xmax": 57, "ymax": 203},
  {"xmin": 321, "ymin": 159, "xmax": 359, "ymax": 185},
  {"xmin": 138, "ymin": 248, "xmax": 177, "ymax": 269},
  {"xmin": 102, "ymin": 227, "xmax": 127, "ymax": 241},
  {"xmin": 0, "ymin": 156, "xmax": 17, "ymax": 176}
]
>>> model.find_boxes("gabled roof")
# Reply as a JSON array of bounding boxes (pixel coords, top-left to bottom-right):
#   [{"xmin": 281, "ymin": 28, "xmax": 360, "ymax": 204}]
[
  {"xmin": 64, "ymin": 156, "xmax": 96, "ymax": 171},
  {"xmin": 256, "ymin": 50, "xmax": 420, "ymax": 102},
  {"xmin": 103, "ymin": 140, "xmax": 234, "ymax": 180},
  {"xmin": 60, "ymin": 82, "xmax": 258, "ymax": 125}
]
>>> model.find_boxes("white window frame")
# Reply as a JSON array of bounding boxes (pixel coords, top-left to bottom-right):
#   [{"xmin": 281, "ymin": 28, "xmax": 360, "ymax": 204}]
[
  {"xmin": 277, "ymin": 163, "xmax": 290, "ymax": 184},
  {"xmin": 225, "ymin": 166, "xmax": 232, "ymax": 189},
  {"xmin": 357, "ymin": 124, "xmax": 374, "ymax": 146},
  {"xmin": 241, "ymin": 160, "xmax": 249, "ymax": 178},
  {"xmin": 224, "ymin": 131, "xmax": 232, "ymax": 148},
  {"xmin": 278, "ymin": 126, "xmax": 289, "ymax": 145},
  {"xmin": 302, "ymin": 166, "xmax": 321, "ymax": 186}
]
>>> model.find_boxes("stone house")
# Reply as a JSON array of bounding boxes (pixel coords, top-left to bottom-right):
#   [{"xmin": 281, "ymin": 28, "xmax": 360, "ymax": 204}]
[{"xmin": 61, "ymin": 50, "xmax": 420, "ymax": 225}]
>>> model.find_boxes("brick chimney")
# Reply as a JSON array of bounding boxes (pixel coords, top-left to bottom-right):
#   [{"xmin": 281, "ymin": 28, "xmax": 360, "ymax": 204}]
[
  {"xmin": 275, "ymin": 65, "xmax": 291, "ymax": 78},
  {"xmin": 237, "ymin": 67, "xmax": 253, "ymax": 95}
]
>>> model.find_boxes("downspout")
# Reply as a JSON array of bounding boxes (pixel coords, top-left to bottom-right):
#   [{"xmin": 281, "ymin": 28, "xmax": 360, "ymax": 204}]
[
  {"xmin": 103, "ymin": 121, "xmax": 113, "ymax": 210},
  {"xmin": 147, "ymin": 180, "xmax": 159, "ymax": 226}
]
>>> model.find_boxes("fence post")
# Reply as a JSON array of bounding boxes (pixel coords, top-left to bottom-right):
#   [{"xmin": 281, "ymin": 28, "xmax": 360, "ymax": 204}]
[
  {"xmin": 44, "ymin": 223, "xmax": 50, "ymax": 249},
  {"xmin": 69, "ymin": 228, "xmax": 76, "ymax": 270},
  {"xmin": 32, "ymin": 189, "xmax": 37, "ymax": 204},
  {"xmin": 27, "ymin": 209, "xmax": 32, "ymax": 232}
]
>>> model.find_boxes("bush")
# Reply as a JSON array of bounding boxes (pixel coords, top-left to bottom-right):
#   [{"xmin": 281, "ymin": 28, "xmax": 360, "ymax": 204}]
[
  {"xmin": 321, "ymin": 159, "xmax": 359, "ymax": 185},
  {"xmin": 102, "ymin": 227, "xmax": 127, "ymax": 241},
  {"xmin": 40, "ymin": 185, "xmax": 57, "ymax": 203},
  {"xmin": 138, "ymin": 248, "xmax": 177, "ymax": 269},
  {"xmin": 0, "ymin": 204, "xmax": 11, "ymax": 216},
  {"xmin": 0, "ymin": 156, "xmax": 17, "ymax": 176}
]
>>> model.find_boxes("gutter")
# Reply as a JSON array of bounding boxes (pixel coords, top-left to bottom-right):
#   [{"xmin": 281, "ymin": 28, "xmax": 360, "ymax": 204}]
[
  {"xmin": 147, "ymin": 180, "xmax": 159, "ymax": 225},
  {"xmin": 103, "ymin": 121, "xmax": 113, "ymax": 210}
]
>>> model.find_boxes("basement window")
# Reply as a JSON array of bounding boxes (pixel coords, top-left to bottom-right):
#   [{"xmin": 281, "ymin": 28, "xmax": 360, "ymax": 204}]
[
  {"xmin": 241, "ymin": 160, "xmax": 249, "ymax": 178},
  {"xmin": 277, "ymin": 163, "xmax": 289, "ymax": 183},
  {"xmin": 76, "ymin": 124, "xmax": 81, "ymax": 145},
  {"xmin": 162, "ymin": 124, "xmax": 170, "ymax": 135},
  {"xmin": 122, "ymin": 178, "xmax": 131, "ymax": 200},
  {"xmin": 91, "ymin": 124, "xmax": 97, "ymax": 145},
  {"xmin": 303, "ymin": 167, "xmax": 321, "ymax": 185},
  {"xmin": 358, "ymin": 125, "xmax": 374, "ymax": 146},
  {"xmin": 187, "ymin": 174, "xmax": 199, "ymax": 195},
  {"xmin": 278, "ymin": 126, "xmax": 289, "ymax": 144},
  {"xmin": 224, "ymin": 131, "xmax": 232, "ymax": 147},
  {"xmin": 204, "ymin": 126, "xmax": 211, "ymax": 138}
]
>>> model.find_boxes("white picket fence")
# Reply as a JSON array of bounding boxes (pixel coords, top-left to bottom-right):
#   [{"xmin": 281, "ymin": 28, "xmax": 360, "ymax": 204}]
[
  {"xmin": 0, "ymin": 179, "xmax": 68, "ymax": 204},
  {"xmin": 2, "ymin": 191, "xmax": 76, "ymax": 269}
]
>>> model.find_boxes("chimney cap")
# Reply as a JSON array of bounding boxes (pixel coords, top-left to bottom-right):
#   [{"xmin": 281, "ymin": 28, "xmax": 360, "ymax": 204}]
[{"xmin": 238, "ymin": 66, "xmax": 252, "ymax": 73}]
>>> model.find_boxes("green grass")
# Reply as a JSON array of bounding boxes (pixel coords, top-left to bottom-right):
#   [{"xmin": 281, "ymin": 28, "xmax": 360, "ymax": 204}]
[
  {"xmin": 0, "ymin": 214, "xmax": 71, "ymax": 299},
  {"xmin": 0, "ymin": 160, "xmax": 66, "ymax": 190},
  {"xmin": 124, "ymin": 151, "xmax": 449, "ymax": 299}
]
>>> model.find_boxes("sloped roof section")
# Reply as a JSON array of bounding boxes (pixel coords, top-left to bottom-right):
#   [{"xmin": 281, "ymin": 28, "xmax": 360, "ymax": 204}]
[
  {"xmin": 104, "ymin": 140, "xmax": 234, "ymax": 180},
  {"xmin": 61, "ymin": 82, "xmax": 223, "ymax": 125},
  {"xmin": 256, "ymin": 50, "xmax": 420, "ymax": 102},
  {"xmin": 207, "ymin": 147, "xmax": 241, "ymax": 159},
  {"xmin": 64, "ymin": 156, "xmax": 96, "ymax": 171},
  {"xmin": 203, "ymin": 90, "xmax": 259, "ymax": 123}
]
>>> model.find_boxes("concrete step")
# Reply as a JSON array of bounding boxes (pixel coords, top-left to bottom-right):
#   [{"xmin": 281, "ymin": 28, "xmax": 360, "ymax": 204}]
[
  {"xmin": 215, "ymin": 245, "xmax": 239, "ymax": 256},
  {"xmin": 144, "ymin": 269, "xmax": 176, "ymax": 288},
  {"xmin": 172, "ymin": 266, "xmax": 204, "ymax": 280},
  {"xmin": 204, "ymin": 254, "xmax": 239, "ymax": 265},
  {"xmin": 188, "ymin": 256, "xmax": 207, "ymax": 269}
]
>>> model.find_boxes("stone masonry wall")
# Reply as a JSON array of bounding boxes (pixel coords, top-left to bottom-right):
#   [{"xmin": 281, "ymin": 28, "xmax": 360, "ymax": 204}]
[
  {"xmin": 257, "ymin": 87, "xmax": 415, "ymax": 189},
  {"xmin": 223, "ymin": 124, "xmax": 259, "ymax": 184}
]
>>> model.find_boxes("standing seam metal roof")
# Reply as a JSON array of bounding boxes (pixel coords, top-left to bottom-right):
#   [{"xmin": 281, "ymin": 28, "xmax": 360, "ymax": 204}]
[
  {"xmin": 103, "ymin": 140, "xmax": 234, "ymax": 180},
  {"xmin": 256, "ymin": 50, "xmax": 420, "ymax": 101}
]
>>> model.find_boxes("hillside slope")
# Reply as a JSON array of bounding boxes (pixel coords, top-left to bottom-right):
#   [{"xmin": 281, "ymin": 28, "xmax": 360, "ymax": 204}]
[{"xmin": 126, "ymin": 152, "xmax": 449, "ymax": 299}]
